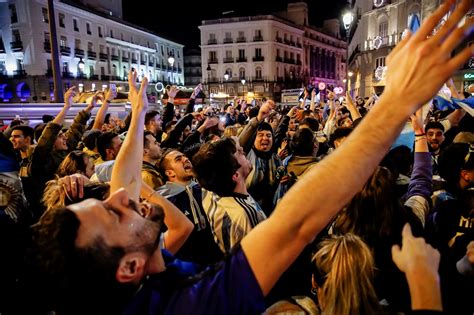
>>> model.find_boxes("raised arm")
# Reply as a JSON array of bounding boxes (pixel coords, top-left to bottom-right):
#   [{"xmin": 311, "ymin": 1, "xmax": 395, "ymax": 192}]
[
  {"xmin": 110, "ymin": 70, "xmax": 148, "ymax": 200},
  {"xmin": 53, "ymin": 86, "xmax": 75, "ymax": 126},
  {"xmin": 92, "ymin": 89, "xmax": 116, "ymax": 130},
  {"xmin": 241, "ymin": 0, "xmax": 473, "ymax": 295},
  {"xmin": 345, "ymin": 91, "xmax": 362, "ymax": 122},
  {"xmin": 141, "ymin": 182, "xmax": 193, "ymax": 255}
]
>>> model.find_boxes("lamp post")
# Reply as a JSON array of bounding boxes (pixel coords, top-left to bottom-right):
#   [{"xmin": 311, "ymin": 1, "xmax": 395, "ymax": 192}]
[
  {"xmin": 206, "ymin": 64, "xmax": 211, "ymax": 101},
  {"xmin": 241, "ymin": 78, "xmax": 246, "ymax": 100},
  {"xmin": 342, "ymin": 10, "xmax": 354, "ymax": 94}
]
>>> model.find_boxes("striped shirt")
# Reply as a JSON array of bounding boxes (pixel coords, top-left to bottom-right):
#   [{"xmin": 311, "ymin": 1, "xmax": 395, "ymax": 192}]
[{"xmin": 202, "ymin": 190, "xmax": 267, "ymax": 254}]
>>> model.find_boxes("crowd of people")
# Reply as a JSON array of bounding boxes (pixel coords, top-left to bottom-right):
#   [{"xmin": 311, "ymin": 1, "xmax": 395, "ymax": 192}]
[{"xmin": 0, "ymin": 1, "xmax": 473, "ymax": 314}]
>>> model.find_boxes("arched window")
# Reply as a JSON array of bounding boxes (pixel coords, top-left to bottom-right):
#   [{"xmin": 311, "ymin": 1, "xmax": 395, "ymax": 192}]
[
  {"xmin": 407, "ymin": 5, "xmax": 421, "ymax": 33},
  {"xmin": 225, "ymin": 67, "xmax": 233, "ymax": 79},
  {"xmin": 239, "ymin": 67, "xmax": 245, "ymax": 79}
]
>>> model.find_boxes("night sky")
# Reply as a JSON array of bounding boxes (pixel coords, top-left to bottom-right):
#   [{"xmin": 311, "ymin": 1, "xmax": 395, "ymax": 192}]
[{"xmin": 123, "ymin": 0, "xmax": 348, "ymax": 49}]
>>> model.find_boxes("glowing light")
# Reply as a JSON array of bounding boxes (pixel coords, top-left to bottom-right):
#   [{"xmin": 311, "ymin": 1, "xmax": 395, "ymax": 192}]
[
  {"xmin": 373, "ymin": 36, "xmax": 383, "ymax": 49},
  {"xmin": 334, "ymin": 87, "xmax": 344, "ymax": 94},
  {"xmin": 318, "ymin": 82, "xmax": 326, "ymax": 90}
]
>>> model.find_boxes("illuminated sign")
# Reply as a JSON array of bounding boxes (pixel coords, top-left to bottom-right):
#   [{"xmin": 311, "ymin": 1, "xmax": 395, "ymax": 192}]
[
  {"xmin": 155, "ymin": 82, "xmax": 164, "ymax": 92},
  {"xmin": 464, "ymin": 73, "xmax": 474, "ymax": 79},
  {"xmin": 334, "ymin": 87, "xmax": 344, "ymax": 94},
  {"xmin": 318, "ymin": 82, "xmax": 326, "ymax": 90},
  {"xmin": 373, "ymin": 36, "xmax": 383, "ymax": 49},
  {"xmin": 374, "ymin": 0, "xmax": 385, "ymax": 7}
]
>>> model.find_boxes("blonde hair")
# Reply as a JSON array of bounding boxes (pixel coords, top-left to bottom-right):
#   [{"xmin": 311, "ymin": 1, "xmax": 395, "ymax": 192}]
[
  {"xmin": 224, "ymin": 125, "xmax": 238, "ymax": 138},
  {"xmin": 312, "ymin": 234, "xmax": 379, "ymax": 315},
  {"xmin": 42, "ymin": 177, "xmax": 67, "ymax": 212}
]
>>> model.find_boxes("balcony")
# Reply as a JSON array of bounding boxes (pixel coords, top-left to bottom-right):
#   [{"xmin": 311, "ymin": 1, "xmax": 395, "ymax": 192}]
[
  {"xmin": 10, "ymin": 41, "xmax": 23, "ymax": 52},
  {"xmin": 131, "ymin": 58, "xmax": 138, "ymax": 64},
  {"xmin": 276, "ymin": 37, "xmax": 282, "ymax": 43},
  {"xmin": 236, "ymin": 37, "xmax": 246, "ymax": 43},
  {"xmin": 101, "ymin": 75, "xmax": 110, "ymax": 80},
  {"xmin": 253, "ymin": 56, "xmax": 264, "ymax": 62},
  {"xmin": 156, "ymin": 63, "xmax": 161, "ymax": 70},
  {"xmin": 208, "ymin": 38, "xmax": 217, "ymax": 45},
  {"xmin": 253, "ymin": 36, "xmax": 263, "ymax": 42},
  {"xmin": 62, "ymin": 71, "xmax": 73, "ymax": 78},
  {"xmin": 13, "ymin": 69, "xmax": 26, "ymax": 77},
  {"xmin": 236, "ymin": 57, "xmax": 247, "ymax": 62},
  {"xmin": 122, "ymin": 56, "xmax": 129, "ymax": 63},
  {"xmin": 111, "ymin": 54, "xmax": 119, "ymax": 61},
  {"xmin": 60, "ymin": 46, "xmax": 71, "ymax": 56},
  {"xmin": 276, "ymin": 56, "xmax": 283, "ymax": 62},
  {"xmin": 296, "ymin": 60, "xmax": 302, "ymax": 65},
  {"xmin": 177, "ymin": 67, "xmax": 182, "ymax": 73},
  {"xmin": 296, "ymin": 42, "xmax": 302, "ymax": 48},
  {"xmin": 289, "ymin": 41, "xmax": 296, "ymax": 46},
  {"xmin": 208, "ymin": 58, "xmax": 218, "ymax": 64},
  {"xmin": 99, "ymin": 53, "xmax": 108, "ymax": 61},
  {"xmin": 140, "ymin": 60, "xmax": 146, "ymax": 65},
  {"xmin": 74, "ymin": 48, "xmax": 84, "ymax": 57},
  {"xmin": 284, "ymin": 39, "xmax": 290, "ymax": 45},
  {"xmin": 44, "ymin": 41, "xmax": 51, "ymax": 52},
  {"xmin": 90, "ymin": 74, "xmax": 99, "ymax": 80},
  {"xmin": 223, "ymin": 57, "xmax": 234, "ymax": 63},
  {"xmin": 88, "ymin": 51, "xmax": 96, "ymax": 60},
  {"xmin": 223, "ymin": 38, "xmax": 233, "ymax": 44},
  {"xmin": 148, "ymin": 61, "xmax": 154, "ymax": 67}
]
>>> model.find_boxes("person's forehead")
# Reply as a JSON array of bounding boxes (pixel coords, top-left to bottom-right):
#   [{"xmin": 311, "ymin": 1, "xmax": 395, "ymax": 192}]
[
  {"xmin": 11, "ymin": 130, "xmax": 24, "ymax": 136},
  {"xmin": 427, "ymin": 128, "xmax": 444, "ymax": 134},
  {"xmin": 257, "ymin": 130, "xmax": 272, "ymax": 135}
]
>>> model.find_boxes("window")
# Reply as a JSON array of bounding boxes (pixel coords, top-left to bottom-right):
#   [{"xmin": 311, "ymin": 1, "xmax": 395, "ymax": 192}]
[
  {"xmin": 110, "ymin": 29, "xmax": 113, "ymax": 38},
  {"xmin": 210, "ymin": 33, "xmax": 216, "ymax": 40},
  {"xmin": 239, "ymin": 49, "xmax": 245, "ymax": 59},
  {"xmin": 88, "ymin": 42, "xmax": 93, "ymax": 51},
  {"xmin": 89, "ymin": 65, "xmax": 94, "ymax": 75},
  {"xmin": 86, "ymin": 22, "xmax": 91, "ymax": 35},
  {"xmin": 209, "ymin": 51, "xmax": 217, "ymax": 61},
  {"xmin": 255, "ymin": 29, "xmax": 262, "ymax": 37},
  {"xmin": 255, "ymin": 67, "xmax": 262, "ymax": 79},
  {"xmin": 16, "ymin": 59, "xmax": 23, "ymax": 71},
  {"xmin": 277, "ymin": 49, "xmax": 280, "ymax": 57},
  {"xmin": 161, "ymin": 46, "xmax": 164, "ymax": 55},
  {"xmin": 47, "ymin": 59, "xmax": 52, "ymax": 70},
  {"xmin": 98, "ymin": 26, "xmax": 103, "ymax": 38},
  {"xmin": 225, "ymin": 68, "xmax": 233, "ymax": 78},
  {"xmin": 73, "ymin": 18, "xmax": 79, "ymax": 31},
  {"xmin": 59, "ymin": 13, "xmax": 65, "ymax": 28},
  {"xmin": 255, "ymin": 48, "xmax": 262, "ymax": 57},
  {"xmin": 12, "ymin": 30, "xmax": 21, "ymax": 42},
  {"xmin": 75, "ymin": 39, "xmax": 81, "ymax": 49},
  {"xmin": 378, "ymin": 16, "xmax": 388, "ymax": 37},
  {"xmin": 225, "ymin": 32, "xmax": 231, "ymax": 39},
  {"xmin": 99, "ymin": 45, "xmax": 104, "ymax": 53},
  {"xmin": 225, "ymin": 50, "xmax": 232, "ymax": 58},
  {"xmin": 121, "ymin": 33, "xmax": 124, "ymax": 41},
  {"xmin": 42, "ymin": 7, "xmax": 49, "ymax": 23},
  {"xmin": 101, "ymin": 66, "xmax": 105, "ymax": 75},
  {"xmin": 239, "ymin": 67, "xmax": 246, "ymax": 79},
  {"xmin": 60, "ymin": 36, "xmax": 67, "ymax": 47},
  {"xmin": 375, "ymin": 57, "xmax": 386, "ymax": 69},
  {"xmin": 62, "ymin": 62, "xmax": 68, "ymax": 73},
  {"xmin": 44, "ymin": 32, "xmax": 50, "ymax": 42},
  {"xmin": 9, "ymin": 4, "xmax": 18, "ymax": 24}
]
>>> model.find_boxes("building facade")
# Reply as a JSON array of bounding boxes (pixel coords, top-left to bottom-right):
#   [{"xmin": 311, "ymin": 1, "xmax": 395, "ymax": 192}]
[
  {"xmin": 0, "ymin": 0, "xmax": 184, "ymax": 103},
  {"xmin": 347, "ymin": 0, "xmax": 473, "ymax": 97},
  {"xmin": 184, "ymin": 47, "xmax": 202, "ymax": 87},
  {"xmin": 199, "ymin": 2, "xmax": 347, "ymax": 103}
]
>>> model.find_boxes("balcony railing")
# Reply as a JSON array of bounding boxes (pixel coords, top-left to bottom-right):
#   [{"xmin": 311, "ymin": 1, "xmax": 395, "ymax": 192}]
[
  {"xmin": 74, "ymin": 48, "xmax": 84, "ymax": 57},
  {"xmin": 10, "ymin": 41, "xmax": 23, "ymax": 52},
  {"xmin": 208, "ymin": 58, "xmax": 218, "ymax": 64},
  {"xmin": 99, "ymin": 53, "xmax": 108, "ymax": 61},
  {"xmin": 276, "ymin": 37, "xmax": 282, "ymax": 43},
  {"xmin": 236, "ymin": 57, "xmax": 247, "ymax": 62},
  {"xmin": 148, "ymin": 61, "xmax": 154, "ymax": 67},
  {"xmin": 276, "ymin": 56, "xmax": 283, "ymax": 62},
  {"xmin": 131, "ymin": 58, "xmax": 138, "ymax": 64},
  {"xmin": 236, "ymin": 37, "xmax": 246, "ymax": 43},
  {"xmin": 62, "ymin": 71, "xmax": 73, "ymax": 78},
  {"xmin": 223, "ymin": 57, "xmax": 234, "ymax": 63},
  {"xmin": 296, "ymin": 42, "xmax": 302, "ymax": 48},
  {"xmin": 253, "ymin": 56, "xmax": 264, "ymax": 62},
  {"xmin": 88, "ymin": 51, "xmax": 96, "ymax": 60},
  {"xmin": 90, "ymin": 74, "xmax": 99, "ymax": 80},
  {"xmin": 253, "ymin": 36, "xmax": 263, "ymax": 42},
  {"xmin": 140, "ymin": 60, "xmax": 146, "ymax": 65},
  {"xmin": 122, "ymin": 56, "xmax": 129, "ymax": 62},
  {"xmin": 208, "ymin": 38, "xmax": 217, "ymax": 45},
  {"xmin": 223, "ymin": 38, "xmax": 233, "ymax": 44},
  {"xmin": 111, "ymin": 54, "xmax": 119, "ymax": 61},
  {"xmin": 44, "ymin": 41, "xmax": 51, "ymax": 52},
  {"xmin": 60, "ymin": 46, "xmax": 71, "ymax": 56}
]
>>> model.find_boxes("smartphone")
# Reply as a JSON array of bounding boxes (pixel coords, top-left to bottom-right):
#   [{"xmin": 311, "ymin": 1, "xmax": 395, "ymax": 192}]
[{"xmin": 109, "ymin": 83, "xmax": 117, "ymax": 94}]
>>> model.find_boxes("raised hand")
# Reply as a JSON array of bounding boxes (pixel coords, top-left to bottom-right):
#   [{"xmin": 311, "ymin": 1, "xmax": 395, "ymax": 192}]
[
  {"xmin": 257, "ymin": 100, "xmax": 276, "ymax": 122},
  {"xmin": 104, "ymin": 86, "xmax": 117, "ymax": 102},
  {"xmin": 409, "ymin": 107, "xmax": 425, "ymax": 134},
  {"xmin": 383, "ymin": 0, "xmax": 473, "ymax": 114},
  {"xmin": 128, "ymin": 69, "xmax": 148, "ymax": 113},
  {"xmin": 64, "ymin": 86, "xmax": 76, "ymax": 109},
  {"xmin": 168, "ymin": 85, "xmax": 179, "ymax": 100},
  {"xmin": 60, "ymin": 173, "xmax": 90, "ymax": 200},
  {"xmin": 392, "ymin": 224, "xmax": 440, "ymax": 276}
]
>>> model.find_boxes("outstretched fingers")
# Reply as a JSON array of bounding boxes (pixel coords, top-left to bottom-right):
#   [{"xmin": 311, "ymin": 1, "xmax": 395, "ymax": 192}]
[
  {"xmin": 430, "ymin": 0, "xmax": 472, "ymax": 45},
  {"xmin": 411, "ymin": 0, "xmax": 453, "ymax": 42}
]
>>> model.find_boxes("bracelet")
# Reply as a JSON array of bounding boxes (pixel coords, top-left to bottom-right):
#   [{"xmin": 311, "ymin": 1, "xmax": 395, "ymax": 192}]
[{"xmin": 414, "ymin": 133, "xmax": 426, "ymax": 137}]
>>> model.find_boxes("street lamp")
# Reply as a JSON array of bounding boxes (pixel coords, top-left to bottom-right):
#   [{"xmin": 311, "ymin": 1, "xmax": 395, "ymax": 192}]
[
  {"xmin": 241, "ymin": 78, "xmax": 246, "ymax": 99},
  {"xmin": 167, "ymin": 54, "xmax": 175, "ymax": 67},
  {"xmin": 224, "ymin": 70, "xmax": 230, "ymax": 81},
  {"xmin": 342, "ymin": 10, "xmax": 354, "ymax": 94}
]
